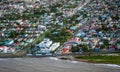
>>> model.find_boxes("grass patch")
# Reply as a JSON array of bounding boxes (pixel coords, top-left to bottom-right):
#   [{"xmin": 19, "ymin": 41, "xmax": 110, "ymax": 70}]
[
  {"xmin": 75, "ymin": 55, "xmax": 120, "ymax": 65},
  {"xmin": 0, "ymin": 51, "xmax": 26, "ymax": 58}
]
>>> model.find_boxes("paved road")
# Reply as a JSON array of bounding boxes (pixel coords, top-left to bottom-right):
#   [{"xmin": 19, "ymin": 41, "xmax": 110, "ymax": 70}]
[{"xmin": 0, "ymin": 57, "xmax": 120, "ymax": 72}]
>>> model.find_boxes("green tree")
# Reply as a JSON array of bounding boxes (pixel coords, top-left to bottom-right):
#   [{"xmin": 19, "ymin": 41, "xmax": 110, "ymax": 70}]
[
  {"xmin": 71, "ymin": 44, "xmax": 88, "ymax": 52},
  {"xmin": 71, "ymin": 46, "xmax": 79, "ymax": 52},
  {"xmin": 9, "ymin": 31, "xmax": 18, "ymax": 38}
]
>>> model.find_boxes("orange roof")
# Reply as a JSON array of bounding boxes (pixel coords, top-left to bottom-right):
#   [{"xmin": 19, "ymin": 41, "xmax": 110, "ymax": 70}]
[{"xmin": 61, "ymin": 48, "xmax": 69, "ymax": 53}]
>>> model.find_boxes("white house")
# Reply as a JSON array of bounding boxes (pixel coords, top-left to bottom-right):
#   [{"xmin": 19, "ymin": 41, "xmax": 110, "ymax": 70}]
[
  {"xmin": 39, "ymin": 38, "xmax": 53, "ymax": 48},
  {"xmin": 38, "ymin": 25, "xmax": 46, "ymax": 31},
  {"xmin": 49, "ymin": 42, "xmax": 60, "ymax": 51}
]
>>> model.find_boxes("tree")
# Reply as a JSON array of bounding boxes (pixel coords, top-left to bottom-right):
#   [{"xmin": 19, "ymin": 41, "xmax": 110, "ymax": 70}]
[
  {"xmin": 71, "ymin": 46, "xmax": 79, "ymax": 52},
  {"xmin": 0, "ymin": 0, "xmax": 2, "ymax": 2},
  {"xmin": 80, "ymin": 44, "xmax": 88, "ymax": 52},
  {"xmin": 71, "ymin": 44, "xmax": 89, "ymax": 52},
  {"xmin": 103, "ymin": 39, "xmax": 109, "ymax": 46},
  {"xmin": 100, "ymin": 44, "xmax": 105, "ymax": 49},
  {"xmin": 101, "ymin": 24, "xmax": 108, "ymax": 31},
  {"xmin": 9, "ymin": 31, "xmax": 18, "ymax": 38}
]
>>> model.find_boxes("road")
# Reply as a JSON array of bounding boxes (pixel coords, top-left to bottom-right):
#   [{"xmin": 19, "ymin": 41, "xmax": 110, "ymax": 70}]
[{"xmin": 0, "ymin": 57, "xmax": 120, "ymax": 72}]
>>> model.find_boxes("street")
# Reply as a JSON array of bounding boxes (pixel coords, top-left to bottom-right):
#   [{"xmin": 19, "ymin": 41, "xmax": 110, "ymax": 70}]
[{"xmin": 0, "ymin": 57, "xmax": 120, "ymax": 72}]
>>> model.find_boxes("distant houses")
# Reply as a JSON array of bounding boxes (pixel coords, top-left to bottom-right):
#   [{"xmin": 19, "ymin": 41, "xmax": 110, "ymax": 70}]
[
  {"xmin": 61, "ymin": 37, "xmax": 80, "ymax": 54},
  {"xmin": 0, "ymin": 0, "xmax": 120, "ymax": 54},
  {"xmin": 0, "ymin": 46, "xmax": 15, "ymax": 53}
]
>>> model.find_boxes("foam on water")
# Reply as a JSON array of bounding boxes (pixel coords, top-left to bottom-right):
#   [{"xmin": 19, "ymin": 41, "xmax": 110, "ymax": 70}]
[
  {"xmin": 49, "ymin": 57, "xmax": 59, "ymax": 61},
  {"xmin": 70, "ymin": 61, "xmax": 78, "ymax": 64},
  {"xmin": 95, "ymin": 64, "xmax": 120, "ymax": 68}
]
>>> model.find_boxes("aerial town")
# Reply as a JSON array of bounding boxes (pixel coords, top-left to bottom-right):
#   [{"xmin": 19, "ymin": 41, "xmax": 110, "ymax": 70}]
[
  {"xmin": 0, "ymin": 0, "xmax": 120, "ymax": 72},
  {"xmin": 0, "ymin": 0, "xmax": 120, "ymax": 56}
]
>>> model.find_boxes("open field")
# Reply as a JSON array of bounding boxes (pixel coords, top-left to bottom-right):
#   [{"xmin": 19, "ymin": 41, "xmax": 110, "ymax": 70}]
[{"xmin": 75, "ymin": 54, "xmax": 120, "ymax": 65}]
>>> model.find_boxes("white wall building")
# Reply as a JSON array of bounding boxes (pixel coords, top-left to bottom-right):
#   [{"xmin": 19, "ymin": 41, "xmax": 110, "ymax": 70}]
[
  {"xmin": 39, "ymin": 38, "xmax": 53, "ymax": 48},
  {"xmin": 49, "ymin": 42, "xmax": 60, "ymax": 51}
]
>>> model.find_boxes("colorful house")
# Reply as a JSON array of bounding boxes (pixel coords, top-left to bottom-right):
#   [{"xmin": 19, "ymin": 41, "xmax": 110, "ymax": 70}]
[
  {"xmin": 68, "ymin": 37, "xmax": 79, "ymax": 46},
  {"xmin": 61, "ymin": 48, "xmax": 70, "ymax": 54}
]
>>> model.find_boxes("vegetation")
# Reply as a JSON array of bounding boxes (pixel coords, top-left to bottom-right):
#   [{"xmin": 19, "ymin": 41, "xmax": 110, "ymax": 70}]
[
  {"xmin": 71, "ymin": 44, "xmax": 89, "ymax": 52},
  {"xmin": 9, "ymin": 31, "xmax": 19, "ymax": 38},
  {"xmin": 45, "ymin": 28, "xmax": 71, "ymax": 43},
  {"xmin": 0, "ymin": 51, "xmax": 26, "ymax": 58},
  {"xmin": 75, "ymin": 55, "xmax": 120, "ymax": 65}
]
